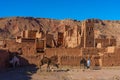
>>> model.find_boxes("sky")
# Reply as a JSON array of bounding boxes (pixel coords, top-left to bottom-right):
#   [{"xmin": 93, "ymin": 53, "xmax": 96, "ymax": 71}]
[{"xmin": 0, "ymin": 0, "xmax": 120, "ymax": 20}]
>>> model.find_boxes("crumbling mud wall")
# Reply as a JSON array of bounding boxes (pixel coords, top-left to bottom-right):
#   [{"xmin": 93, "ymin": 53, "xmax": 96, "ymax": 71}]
[
  {"xmin": 45, "ymin": 48, "xmax": 82, "ymax": 66},
  {"xmin": 64, "ymin": 25, "xmax": 80, "ymax": 48},
  {"xmin": 0, "ymin": 49, "xmax": 9, "ymax": 70},
  {"xmin": 19, "ymin": 54, "xmax": 42, "ymax": 66},
  {"xmin": 102, "ymin": 47, "xmax": 120, "ymax": 66},
  {"xmin": 22, "ymin": 41, "xmax": 36, "ymax": 56},
  {"xmin": 45, "ymin": 48, "xmax": 104, "ymax": 67},
  {"xmin": 95, "ymin": 38, "xmax": 116, "ymax": 48},
  {"xmin": 5, "ymin": 39, "xmax": 22, "ymax": 52}
]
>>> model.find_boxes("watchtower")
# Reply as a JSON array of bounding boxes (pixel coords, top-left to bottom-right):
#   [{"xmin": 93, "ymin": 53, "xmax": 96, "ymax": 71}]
[{"xmin": 81, "ymin": 19, "xmax": 95, "ymax": 48}]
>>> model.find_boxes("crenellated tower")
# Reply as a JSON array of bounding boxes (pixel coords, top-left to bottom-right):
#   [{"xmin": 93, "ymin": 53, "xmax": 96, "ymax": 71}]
[{"xmin": 80, "ymin": 19, "xmax": 95, "ymax": 48}]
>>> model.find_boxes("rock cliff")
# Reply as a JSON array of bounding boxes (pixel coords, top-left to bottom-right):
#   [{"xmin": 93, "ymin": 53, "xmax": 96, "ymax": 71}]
[{"xmin": 0, "ymin": 17, "xmax": 120, "ymax": 46}]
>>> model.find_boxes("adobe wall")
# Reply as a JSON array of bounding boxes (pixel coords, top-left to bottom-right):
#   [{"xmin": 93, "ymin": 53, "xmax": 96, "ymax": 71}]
[
  {"xmin": 1, "ymin": 38, "xmax": 119, "ymax": 67},
  {"xmin": 81, "ymin": 48, "xmax": 105, "ymax": 67},
  {"xmin": 19, "ymin": 54, "xmax": 42, "ymax": 66},
  {"xmin": 57, "ymin": 32, "xmax": 64, "ymax": 47},
  {"xmin": 82, "ymin": 47, "xmax": 120, "ymax": 67},
  {"xmin": 18, "ymin": 38, "xmax": 42, "ymax": 66},
  {"xmin": 110, "ymin": 39, "xmax": 116, "ymax": 46},
  {"xmin": 1, "ymin": 39, "xmax": 44, "ymax": 67},
  {"xmin": 28, "ymin": 30, "xmax": 37, "ymax": 38},
  {"xmin": 85, "ymin": 21, "xmax": 95, "ymax": 47},
  {"xmin": 5, "ymin": 39, "xmax": 22, "ymax": 52},
  {"xmin": 64, "ymin": 26, "xmax": 80, "ymax": 48},
  {"xmin": 0, "ymin": 49, "xmax": 9, "ymax": 70},
  {"xmin": 102, "ymin": 47, "xmax": 120, "ymax": 66},
  {"xmin": 45, "ymin": 48, "xmax": 82, "ymax": 66},
  {"xmin": 46, "ymin": 34, "xmax": 54, "ymax": 48},
  {"xmin": 45, "ymin": 48, "xmax": 105, "ymax": 67},
  {"xmin": 0, "ymin": 40, "xmax": 4, "ymax": 48},
  {"xmin": 81, "ymin": 47, "xmax": 105, "ymax": 55},
  {"xmin": 22, "ymin": 41, "xmax": 36, "ymax": 56},
  {"xmin": 95, "ymin": 38, "xmax": 116, "ymax": 48},
  {"xmin": 80, "ymin": 35, "xmax": 84, "ymax": 47},
  {"xmin": 21, "ymin": 30, "xmax": 37, "ymax": 38},
  {"xmin": 45, "ymin": 48, "xmax": 82, "ymax": 57}
]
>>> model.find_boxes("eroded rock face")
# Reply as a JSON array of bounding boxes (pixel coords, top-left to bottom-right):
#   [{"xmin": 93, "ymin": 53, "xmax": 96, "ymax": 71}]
[{"xmin": 0, "ymin": 17, "xmax": 119, "ymax": 47}]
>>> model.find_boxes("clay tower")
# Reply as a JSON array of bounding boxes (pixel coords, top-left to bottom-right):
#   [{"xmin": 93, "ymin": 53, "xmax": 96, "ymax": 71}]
[{"xmin": 81, "ymin": 19, "xmax": 95, "ymax": 48}]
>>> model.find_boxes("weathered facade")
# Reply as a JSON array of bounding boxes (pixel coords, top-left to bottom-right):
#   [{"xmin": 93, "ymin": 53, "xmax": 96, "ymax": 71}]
[
  {"xmin": 64, "ymin": 25, "xmax": 80, "ymax": 48},
  {"xmin": 81, "ymin": 20, "xmax": 95, "ymax": 48},
  {"xmin": 0, "ymin": 49, "xmax": 9, "ymax": 70},
  {"xmin": 46, "ymin": 34, "xmax": 55, "ymax": 48},
  {"xmin": 1, "ymin": 19, "xmax": 120, "ymax": 70},
  {"xmin": 95, "ymin": 38, "xmax": 116, "ymax": 48}
]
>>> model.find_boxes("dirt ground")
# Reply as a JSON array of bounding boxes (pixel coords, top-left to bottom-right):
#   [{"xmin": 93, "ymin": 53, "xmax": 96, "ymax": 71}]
[{"xmin": 0, "ymin": 66, "xmax": 120, "ymax": 80}]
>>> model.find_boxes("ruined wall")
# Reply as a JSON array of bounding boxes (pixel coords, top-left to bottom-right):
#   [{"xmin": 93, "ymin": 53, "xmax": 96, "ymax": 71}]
[
  {"xmin": 109, "ymin": 39, "xmax": 116, "ymax": 46},
  {"xmin": 19, "ymin": 54, "xmax": 42, "ymax": 66},
  {"xmin": 80, "ymin": 20, "xmax": 95, "ymax": 48},
  {"xmin": 45, "ymin": 48, "xmax": 82, "ymax": 57},
  {"xmin": 80, "ymin": 35, "xmax": 84, "ymax": 47},
  {"xmin": 45, "ymin": 48, "xmax": 105, "ymax": 67},
  {"xmin": 0, "ymin": 40, "xmax": 4, "ymax": 48},
  {"xmin": 85, "ymin": 20, "xmax": 95, "ymax": 47},
  {"xmin": 46, "ymin": 34, "xmax": 54, "ymax": 48},
  {"xmin": 18, "ymin": 38, "xmax": 42, "ymax": 66},
  {"xmin": 102, "ymin": 47, "xmax": 120, "ymax": 66},
  {"xmin": 45, "ymin": 48, "xmax": 82, "ymax": 66},
  {"xmin": 5, "ymin": 39, "xmax": 22, "ymax": 52},
  {"xmin": 64, "ymin": 26, "xmax": 80, "ymax": 48},
  {"xmin": 57, "ymin": 32, "xmax": 64, "ymax": 47},
  {"xmin": 22, "ymin": 42, "xmax": 35, "ymax": 56},
  {"xmin": 95, "ymin": 38, "xmax": 116, "ymax": 48},
  {"xmin": 81, "ymin": 48, "xmax": 105, "ymax": 67},
  {"xmin": 81, "ymin": 47, "xmax": 105, "ymax": 55},
  {"xmin": 21, "ymin": 39, "xmax": 36, "ymax": 55},
  {"xmin": 60, "ymin": 56, "xmax": 81, "ymax": 66},
  {"xmin": 36, "ymin": 39, "xmax": 46, "ymax": 52},
  {"xmin": 21, "ymin": 30, "xmax": 37, "ymax": 38},
  {"xmin": 28, "ymin": 30, "xmax": 37, "ymax": 38},
  {"xmin": 0, "ymin": 49, "xmax": 9, "ymax": 70}
]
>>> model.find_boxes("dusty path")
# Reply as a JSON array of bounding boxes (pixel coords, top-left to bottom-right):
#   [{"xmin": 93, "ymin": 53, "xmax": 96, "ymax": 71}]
[
  {"xmin": 68, "ymin": 69, "xmax": 120, "ymax": 80},
  {"xmin": 0, "ymin": 66, "xmax": 120, "ymax": 80}
]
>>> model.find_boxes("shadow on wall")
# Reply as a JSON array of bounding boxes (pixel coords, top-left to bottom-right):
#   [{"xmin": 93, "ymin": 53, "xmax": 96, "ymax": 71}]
[{"xmin": 0, "ymin": 51, "xmax": 39, "ymax": 80}]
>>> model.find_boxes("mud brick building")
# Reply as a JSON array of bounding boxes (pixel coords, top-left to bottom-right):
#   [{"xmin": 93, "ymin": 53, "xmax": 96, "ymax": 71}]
[
  {"xmin": 21, "ymin": 30, "xmax": 37, "ymax": 38},
  {"xmin": 1, "ymin": 19, "xmax": 120, "ymax": 70},
  {"xmin": 57, "ymin": 32, "xmax": 64, "ymax": 47},
  {"xmin": 46, "ymin": 34, "xmax": 55, "ymax": 48},
  {"xmin": 45, "ymin": 48, "xmax": 82, "ymax": 66},
  {"xmin": 81, "ymin": 20, "xmax": 95, "ymax": 48},
  {"xmin": 95, "ymin": 38, "xmax": 116, "ymax": 48},
  {"xmin": 101, "ymin": 47, "xmax": 120, "ymax": 66},
  {"xmin": 64, "ymin": 25, "xmax": 80, "ymax": 48},
  {"xmin": 56, "ymin": 20, "xmax": 95, "ymax": 48},
  {"xmin": 21, "ymin": 38, "xmax": 36, "ymax": 56},
  {"xmin": 5, "ymin": 39, "xmax": 22, "ymax": 52},
  {"xmin": 0, "ymin": 29, "xmax": 46, "ymax": 67},
  {"xmin": 20, "ymin": 29, "xmax": 46, "ymax": 53}
]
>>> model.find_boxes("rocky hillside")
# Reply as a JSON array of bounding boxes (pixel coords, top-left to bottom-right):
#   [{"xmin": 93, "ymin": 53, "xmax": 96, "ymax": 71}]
[{"xmin": 0, "ymin": 17, "xmax": 120, "ymax": 46}]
